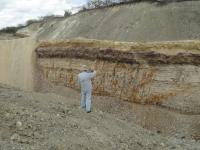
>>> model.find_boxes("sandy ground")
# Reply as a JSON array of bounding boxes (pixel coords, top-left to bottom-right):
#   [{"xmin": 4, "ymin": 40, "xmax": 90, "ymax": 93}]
[{"xmin": 0, "ymin": 84, "xmax": 199, "ymax": 150}]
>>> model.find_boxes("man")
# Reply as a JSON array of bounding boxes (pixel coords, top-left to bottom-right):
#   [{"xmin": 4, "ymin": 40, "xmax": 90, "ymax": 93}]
[{"xmin": 78, "ymin": 65, "xmax": 96, "ymax": 113}]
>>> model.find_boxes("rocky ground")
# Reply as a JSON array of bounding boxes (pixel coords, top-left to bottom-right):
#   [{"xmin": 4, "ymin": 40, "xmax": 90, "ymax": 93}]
[{"xmin": 0, "ymin": 84, "xmax": 199, "ymax": 150}]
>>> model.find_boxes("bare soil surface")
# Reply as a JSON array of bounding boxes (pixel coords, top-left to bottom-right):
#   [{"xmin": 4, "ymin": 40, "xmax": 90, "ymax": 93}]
[{"xmin": 0, "ymin": 84, "xmax": 199, "ymax": 150}]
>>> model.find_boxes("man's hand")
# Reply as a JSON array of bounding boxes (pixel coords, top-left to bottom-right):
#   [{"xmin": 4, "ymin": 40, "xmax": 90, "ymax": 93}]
[{"xmin": 87, "ymin": 69, "xmax": 94, "ymax": 73}]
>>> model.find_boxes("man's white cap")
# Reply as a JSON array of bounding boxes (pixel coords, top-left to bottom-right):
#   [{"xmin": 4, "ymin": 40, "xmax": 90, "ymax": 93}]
[{"xmin": 80, "ymin": 65, "xmax": 89, "ymax": 71}]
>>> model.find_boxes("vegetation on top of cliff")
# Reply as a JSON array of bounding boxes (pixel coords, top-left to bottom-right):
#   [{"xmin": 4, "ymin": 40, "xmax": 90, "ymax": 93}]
[
  {"xmin": 0, "ymin": 26, "xmax": 22, "ymax": 34},
  {"xmin": 78, "ymin": 0, "xmax": 194, "ymax": 13},
  {"xmin": 0, "ymin": 14, "xmax": 66, "ymax": 34}
]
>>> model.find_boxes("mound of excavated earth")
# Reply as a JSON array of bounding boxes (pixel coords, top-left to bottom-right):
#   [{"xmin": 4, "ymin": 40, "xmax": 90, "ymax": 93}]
[
  {"xmin": 0, "ymin": 84, "xmax": 199, "ymax": 150},
  {"xmin": 17, "ymin": 1, "xmax": 200, "ymax": 42}
]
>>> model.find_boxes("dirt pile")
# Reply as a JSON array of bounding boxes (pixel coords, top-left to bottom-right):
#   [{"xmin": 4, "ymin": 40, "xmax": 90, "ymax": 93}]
[
  {"xmin": 0, "ymin": 84, "xmax": 199, "ymax": 150},
  {"xmin": 17, "ymin": 1, "xmax": 200, "ymax": 42}
]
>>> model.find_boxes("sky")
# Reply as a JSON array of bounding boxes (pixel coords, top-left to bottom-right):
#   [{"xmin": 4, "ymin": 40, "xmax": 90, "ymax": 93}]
[{"xmin": 0, "ymin": 0, "xmax": 87, "ymax": 29}]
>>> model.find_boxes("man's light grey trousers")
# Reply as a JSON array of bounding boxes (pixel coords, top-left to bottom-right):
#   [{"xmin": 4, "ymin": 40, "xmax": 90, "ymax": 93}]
[{"xmin": 81, "ymin": 90, "xmax": 92, "ymax": 112}]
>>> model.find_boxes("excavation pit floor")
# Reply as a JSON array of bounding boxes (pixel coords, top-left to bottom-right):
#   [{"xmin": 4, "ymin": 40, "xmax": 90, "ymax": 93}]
[{"xmin": 0, "ymin": 84, "xmax": 199, "ymax": 150}]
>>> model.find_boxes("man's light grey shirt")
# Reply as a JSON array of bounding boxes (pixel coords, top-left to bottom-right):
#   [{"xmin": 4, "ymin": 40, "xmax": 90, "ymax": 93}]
[{"xmin": 78, "ymin": 71, "xmax": 96, "ymax": 92}]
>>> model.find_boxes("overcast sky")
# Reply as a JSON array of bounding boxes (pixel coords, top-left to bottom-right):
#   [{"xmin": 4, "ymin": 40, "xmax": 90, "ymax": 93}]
[{"xmin": 0, "ymin": 0, "xmax": 87, "ymax": 29}]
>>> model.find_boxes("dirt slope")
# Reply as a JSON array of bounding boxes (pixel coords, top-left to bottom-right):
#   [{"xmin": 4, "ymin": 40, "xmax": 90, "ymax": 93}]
[{"xmin": 17, "ymin": 1, "xmax": 200, "ymax": 42}]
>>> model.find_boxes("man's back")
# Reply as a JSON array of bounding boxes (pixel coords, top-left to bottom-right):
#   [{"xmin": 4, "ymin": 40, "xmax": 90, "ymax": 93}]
[{"xmin": 78, "ymin": 71, "xmax": 96, "ymax": 91}]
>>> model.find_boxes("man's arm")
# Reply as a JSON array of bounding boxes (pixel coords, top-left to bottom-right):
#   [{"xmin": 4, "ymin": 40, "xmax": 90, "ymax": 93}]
[
  {"xmin": 77, "ymin": 75, "xmax": 81, "ymax": 90},
  {"xmin": 87, "ymin": 70, "xmax": 96, "ymax": 78}
]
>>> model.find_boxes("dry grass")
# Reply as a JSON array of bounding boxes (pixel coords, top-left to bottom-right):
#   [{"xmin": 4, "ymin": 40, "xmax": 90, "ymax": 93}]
[{"xmin": 38, "ymin": 38, "xmax": 200, "ymax": 52}]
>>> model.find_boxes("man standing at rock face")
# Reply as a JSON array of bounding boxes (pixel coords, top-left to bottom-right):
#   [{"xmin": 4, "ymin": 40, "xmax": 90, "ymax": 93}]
[{"xmin": 78, "ymin": 65, "xmax": 96, "ymax": 113}]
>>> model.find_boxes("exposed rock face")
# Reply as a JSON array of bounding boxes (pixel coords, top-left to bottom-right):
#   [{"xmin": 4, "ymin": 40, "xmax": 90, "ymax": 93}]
[
  {"xmin": 0, "ymin": 37, "xmax": 37, "ymax": 91},
  {"xmin": 36, "ymin": 39, "xmax": 200, "ymax": 114},
  {"xmin": 36, "ymin": 47, "xmax": 200, "ymax": 65}
]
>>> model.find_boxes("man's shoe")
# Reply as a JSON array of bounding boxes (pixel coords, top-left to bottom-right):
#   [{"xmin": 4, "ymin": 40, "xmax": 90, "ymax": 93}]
[{"xmin": 86, "ymin": 111, "xmax": 91, "ymax": 113}]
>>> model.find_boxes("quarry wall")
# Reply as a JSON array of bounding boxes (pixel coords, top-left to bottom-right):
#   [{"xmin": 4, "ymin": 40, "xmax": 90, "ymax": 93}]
[
  {"xmin": 0, "ymin": 38, "xmax": 199, "ymax": 114},
  {"xmin": 36, "ymin": 39, "xmax": 200, "ymax": 114},
  {"xmin": 0, "ymin": 38, "xmax": 199, "ymax": 140},
  {"xmin": 0, "ymin": 37, "xmax": 38, "ymax": 91}
]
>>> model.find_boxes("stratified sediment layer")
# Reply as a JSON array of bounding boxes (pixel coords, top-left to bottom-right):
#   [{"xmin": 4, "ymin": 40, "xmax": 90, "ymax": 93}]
[{"xmin": 36, "ymin": 39, "xmax": 200, "ymax": 114}]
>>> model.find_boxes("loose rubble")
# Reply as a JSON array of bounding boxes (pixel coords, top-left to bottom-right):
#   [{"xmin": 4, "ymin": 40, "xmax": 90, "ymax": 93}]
[{"xmin": 0, "ymin": 84, "xmax": 199, "ymax": 150}]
